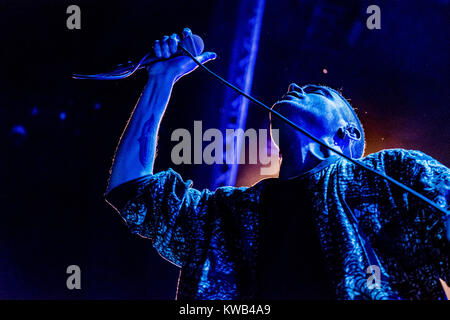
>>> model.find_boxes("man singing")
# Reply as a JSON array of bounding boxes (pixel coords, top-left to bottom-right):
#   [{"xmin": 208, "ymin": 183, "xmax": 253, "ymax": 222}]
[{"xmin": 105, "ymin": 28, "xmax": 449, "ymax": 300}]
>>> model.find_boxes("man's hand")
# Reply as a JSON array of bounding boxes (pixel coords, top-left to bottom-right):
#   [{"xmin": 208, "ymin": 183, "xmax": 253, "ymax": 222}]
[{"xmin": 147, "ymin": 28, "xmax": 216, "ymax": 82}]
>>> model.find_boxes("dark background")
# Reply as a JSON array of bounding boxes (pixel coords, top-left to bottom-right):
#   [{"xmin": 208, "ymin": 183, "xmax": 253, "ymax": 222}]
[{"xmin": 1, "ymin": 0, "xmax": 449, "ymax": 299}]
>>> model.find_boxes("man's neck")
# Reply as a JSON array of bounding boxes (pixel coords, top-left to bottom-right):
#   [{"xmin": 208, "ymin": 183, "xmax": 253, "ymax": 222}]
[{"xmin": 278, "ymin": 142, "xmax": 342, "ymax": 180}]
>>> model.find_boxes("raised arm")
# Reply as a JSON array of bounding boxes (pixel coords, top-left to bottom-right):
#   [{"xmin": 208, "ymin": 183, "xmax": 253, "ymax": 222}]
[{"xmin": 106, "ymin": 28, "xmax": 216, "ymax": 192}]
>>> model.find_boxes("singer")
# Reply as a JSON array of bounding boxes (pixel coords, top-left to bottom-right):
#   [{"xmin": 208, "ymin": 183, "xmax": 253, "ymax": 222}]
[{"xmin": 105, "ymin": 28, "xmax": 449, "ymax": 300}]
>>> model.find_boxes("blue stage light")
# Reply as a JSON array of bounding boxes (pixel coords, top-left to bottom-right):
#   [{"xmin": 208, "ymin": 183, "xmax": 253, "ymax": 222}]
[{"xmin": 11, "ymin": 125, "xmax": 27, "ymax": 136}]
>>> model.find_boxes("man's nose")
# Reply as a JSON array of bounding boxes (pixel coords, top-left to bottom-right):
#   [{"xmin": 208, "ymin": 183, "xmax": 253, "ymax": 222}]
[{"xmin": 288, "ymin": 83, "xmax": 303, "ymax": 93}]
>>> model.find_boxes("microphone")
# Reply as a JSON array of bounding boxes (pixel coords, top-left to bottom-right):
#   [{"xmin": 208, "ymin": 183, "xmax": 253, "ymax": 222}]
[{"xmin": 72, "ymin": 34, "xmax": 204, "ymax": 80}]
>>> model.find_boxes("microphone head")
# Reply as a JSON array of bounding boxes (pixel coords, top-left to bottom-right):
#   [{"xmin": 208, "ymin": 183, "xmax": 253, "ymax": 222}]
[{"xmin": 181, "ymin": 34, "xmax": 204, "ymax": 57}]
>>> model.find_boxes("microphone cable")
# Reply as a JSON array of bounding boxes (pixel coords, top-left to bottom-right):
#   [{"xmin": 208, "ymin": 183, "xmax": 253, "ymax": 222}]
[
  {"xmin": 72, "ymin": 51, "xmax": 153, "ymax": 80},
  {"xmin": 177, "ymin": 44, "xmax": 448, "ymax": 217}
]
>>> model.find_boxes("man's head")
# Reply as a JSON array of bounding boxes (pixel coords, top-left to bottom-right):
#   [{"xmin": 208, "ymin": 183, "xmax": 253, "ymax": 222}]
[{"xmin": 270, "ymin": 83, "xmax": 365, "ymax": 161}]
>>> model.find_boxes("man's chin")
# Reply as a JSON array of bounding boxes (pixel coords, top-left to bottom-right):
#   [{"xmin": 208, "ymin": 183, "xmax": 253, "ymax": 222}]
[{"xmin": 271, "ymin": 100, "xmax": 300, "ymax": 114}]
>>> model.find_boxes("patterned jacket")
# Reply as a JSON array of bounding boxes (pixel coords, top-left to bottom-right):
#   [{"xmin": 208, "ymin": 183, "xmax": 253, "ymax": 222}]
[{"xmin": 106, "ymin": 149, "xmax": 449, "ymax": 300}]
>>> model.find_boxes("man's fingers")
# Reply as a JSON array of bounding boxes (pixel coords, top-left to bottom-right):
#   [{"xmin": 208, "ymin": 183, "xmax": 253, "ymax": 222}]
[
  {"xmin": 169, "ymin": 34, "xmax": 179, "ymax": 54},
  {"xmin": 182, "ymin": 27, "xmax": 192, "ymax": 39},
  {"xmin": 161, "ymin": 35, "xmax": 170, "ymax": 58},
  {"xmin": 153, "ymin": 40, "xmax": 162, "ymax": 58},
  {"xmin": 196, "ymin": 52, "xmax": 217, "ymax": 65}
]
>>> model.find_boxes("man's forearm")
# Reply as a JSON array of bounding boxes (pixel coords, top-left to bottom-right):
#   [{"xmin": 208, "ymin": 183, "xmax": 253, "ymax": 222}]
[{"xmin": 106, "ymin": 73, "xmax": 175, "ymax": 192}]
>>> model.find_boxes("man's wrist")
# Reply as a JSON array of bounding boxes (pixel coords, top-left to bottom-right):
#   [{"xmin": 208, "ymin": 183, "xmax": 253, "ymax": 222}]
[{"xmin": 147, "ymin": 65, "xmax": 178, "ymax": 83}]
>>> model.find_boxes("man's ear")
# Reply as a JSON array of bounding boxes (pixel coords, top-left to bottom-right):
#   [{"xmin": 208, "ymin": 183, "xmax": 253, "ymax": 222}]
[
  {"xmin": 346, "ymin": 124, "xmax": 361, "ymax": 141},
  {"xmin": 338, "ymin": 124, "xmax": 361, "ymax": 141}
]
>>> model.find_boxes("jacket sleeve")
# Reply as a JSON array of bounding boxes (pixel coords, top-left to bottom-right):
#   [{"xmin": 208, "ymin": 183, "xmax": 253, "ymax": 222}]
[
  {"xmin": 383, "ymin": 150, "xmax": 450, "ymax": 288},
  {"xmin": 105, "ymin": 168, "xmax": 215, "ymax": 267}
]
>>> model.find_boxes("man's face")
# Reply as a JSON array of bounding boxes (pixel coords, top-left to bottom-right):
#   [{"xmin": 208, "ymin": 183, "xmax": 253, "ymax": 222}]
[{"xmin": 271, "ymin": 83, "xmax": 350, "ymax": 140}]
